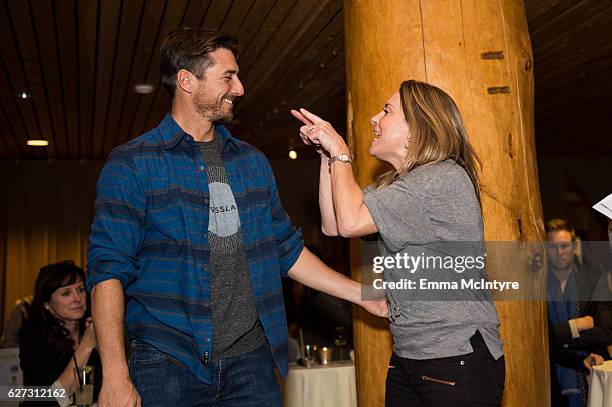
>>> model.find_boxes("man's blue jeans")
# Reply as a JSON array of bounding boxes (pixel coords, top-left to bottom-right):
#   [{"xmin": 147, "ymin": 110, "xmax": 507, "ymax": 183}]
[{"xmin": 128, "ymin": 340, "xmax": 282, "ymax": 406}]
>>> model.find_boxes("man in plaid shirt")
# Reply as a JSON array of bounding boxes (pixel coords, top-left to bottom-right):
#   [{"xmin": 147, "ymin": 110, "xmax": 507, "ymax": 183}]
[{"xmin": 87, "ymin": 28, "xmax": 386, "ymax": 407}]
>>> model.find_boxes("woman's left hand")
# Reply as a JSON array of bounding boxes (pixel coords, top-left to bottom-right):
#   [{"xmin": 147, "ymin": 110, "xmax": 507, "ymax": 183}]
[
  {"xmin": 291, "ymin": 108, "xmax": 349, "ymax": 156},
  {"xmin": 81, "ymin": 317, "xmax": 97, "ymax": 352}
]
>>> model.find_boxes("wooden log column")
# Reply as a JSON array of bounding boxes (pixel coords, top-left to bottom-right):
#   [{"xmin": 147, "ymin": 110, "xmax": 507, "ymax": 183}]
[{"xmin": 344, "ymin": 1, "xmax": 549, "ymax": 406}]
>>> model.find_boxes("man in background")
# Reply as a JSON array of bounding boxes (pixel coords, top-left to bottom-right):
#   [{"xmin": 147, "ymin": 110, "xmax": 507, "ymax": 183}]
[{"xmin": 546, "ymin": 218, "xmax": 612, "ymax": 406}]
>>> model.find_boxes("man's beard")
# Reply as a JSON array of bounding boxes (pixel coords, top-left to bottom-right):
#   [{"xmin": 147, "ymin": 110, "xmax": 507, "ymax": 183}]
[{"xmin": 194, "ymin": 93, "xmax": 233, "ymax": 122}]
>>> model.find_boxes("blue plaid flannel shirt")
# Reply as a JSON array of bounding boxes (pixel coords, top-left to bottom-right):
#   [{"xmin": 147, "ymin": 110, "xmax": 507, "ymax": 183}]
[{"xmin": 87, "ymin": 113, "xmax": 303, "ymax": 384}]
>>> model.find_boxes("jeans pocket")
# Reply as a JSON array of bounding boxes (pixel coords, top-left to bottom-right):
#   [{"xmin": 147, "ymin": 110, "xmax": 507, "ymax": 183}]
[
  {"xmin": 421, "ymin": 375, "xmax": 457, "ymax": 386},
  {"xmin": 417, "ymin": 355, "xmax": 468, "ymax": 388},
  {"xmin": 388, "ymin": 353, "xmax": 401, "ymax": 369},
  {"xmin": 129, "ymin": 341, "xmax": 168, "ymax": 366}
]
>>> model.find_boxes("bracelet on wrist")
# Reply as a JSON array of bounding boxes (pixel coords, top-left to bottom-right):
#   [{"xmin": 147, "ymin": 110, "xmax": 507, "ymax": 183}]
[{"xmin": 328, "ymin": 154, "xmax": 352, "ymax": 167}]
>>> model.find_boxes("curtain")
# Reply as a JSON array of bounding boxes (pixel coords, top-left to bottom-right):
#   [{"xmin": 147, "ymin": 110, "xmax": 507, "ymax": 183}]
[{"xmin": 0, "ymin": 160, "xmax": 103, "ymax": 326}]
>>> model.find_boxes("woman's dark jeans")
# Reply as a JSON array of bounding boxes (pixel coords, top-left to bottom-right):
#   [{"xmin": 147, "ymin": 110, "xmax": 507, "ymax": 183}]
[{"xmin": 385, "ymin": 331, "xmax": 505, "ymax": 407}]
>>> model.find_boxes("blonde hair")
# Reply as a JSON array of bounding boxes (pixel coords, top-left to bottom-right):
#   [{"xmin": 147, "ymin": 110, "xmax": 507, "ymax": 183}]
[{"xmin": 374, "ymin": 80, "xmax": 481, "ymax": 204}]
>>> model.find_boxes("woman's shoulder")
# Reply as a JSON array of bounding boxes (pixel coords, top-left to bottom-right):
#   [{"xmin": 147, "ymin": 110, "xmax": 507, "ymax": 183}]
[
  {"xmin": 19, "ymin": 318, "xmax": 69, "ymax": 360},
  {"xmin": 366, "ymin": 160, "xmax": 472, "ymax": 199},
  {"xmin": 406, "ymin": 159, "xmax": 465, "ymax": 179},
  {"xmin": 398, "ymin": 160, "xmax": 471, "ymax": 193},
  {"xmin": 402, "ymin": 160, "xmax": 482, "ymax": 227},
  {"xmin": 19, "ymin": 322, "xmax": 56, "ymax": 357},
  {"xmin": 19, "ymin": 318, "xmax": 42, "ymax": 344}
]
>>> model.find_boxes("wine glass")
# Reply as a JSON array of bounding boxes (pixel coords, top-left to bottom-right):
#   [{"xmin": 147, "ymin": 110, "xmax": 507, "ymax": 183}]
[{"xmin": 334, "ymin": 326, "xmax": 348, "ymax": 361}]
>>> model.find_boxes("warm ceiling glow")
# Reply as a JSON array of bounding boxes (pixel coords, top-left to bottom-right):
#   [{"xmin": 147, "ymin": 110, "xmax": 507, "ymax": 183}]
[
  {"xmin": 134, "ymin": 84, "xmax": 154, "ymax": 94},
  {"xmin": 288, "ymin": 149, "xmax": 298, "ymax": 160},
  {"xmin": 26, "ymin": 139, "xmax": 49, "ymax": 147}
]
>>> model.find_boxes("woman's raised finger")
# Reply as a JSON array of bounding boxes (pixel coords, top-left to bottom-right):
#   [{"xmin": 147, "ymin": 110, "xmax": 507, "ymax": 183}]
[{"xmin": 299, "ymin": 108, "xmax": 325, "ymax": 124}]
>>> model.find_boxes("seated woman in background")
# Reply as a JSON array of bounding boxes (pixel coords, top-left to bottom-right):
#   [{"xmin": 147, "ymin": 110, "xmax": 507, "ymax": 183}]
[{"xmin": 19, "ymin": 261, "xmax": 100, "ymax": 406}]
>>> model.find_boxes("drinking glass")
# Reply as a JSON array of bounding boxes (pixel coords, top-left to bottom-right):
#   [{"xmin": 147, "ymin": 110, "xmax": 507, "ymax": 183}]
[
  {"xmin": 74, "ymin": 365, "xmax": 94, "ymax": 407},
  {"xmin": 304, "ymin": 344, "xmax": 316, "ymax": 367},
  {"xmin": 334, "ymin": 326, "xmax": 348, "ymax": 361},
  {"xmin": 319, "ymin": 346, "xmax": 333, "ymax": 365}
]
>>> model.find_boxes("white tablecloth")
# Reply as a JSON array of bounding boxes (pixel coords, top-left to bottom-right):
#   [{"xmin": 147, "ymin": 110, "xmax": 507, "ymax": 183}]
[
  {"xmin": 283, "ymin": 362, "xmax": 357, "ymax": 407},
  {"xmin": 589, "ymin": 360, "xmax": 612, "ymax": 407}
]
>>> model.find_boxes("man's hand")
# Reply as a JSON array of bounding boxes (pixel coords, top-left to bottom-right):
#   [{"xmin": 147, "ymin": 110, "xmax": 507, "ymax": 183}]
[
  {"xmin": 360, "ymin": 299, "xmax": 389, "ymax": 318},
  {"xmin": 576, "ymin": 315, "xmax": 595, "ymax": 331},
  {"xmin": 91, "ymin": 280, "xmax": 139, "ymax": 405},
  {"xmin": 98, "ymin": 374, "xmax": 141, "ymax": 407},
  {"xmin": 583, "ymin": 353, "xmax": 604, "ymax": 371}
]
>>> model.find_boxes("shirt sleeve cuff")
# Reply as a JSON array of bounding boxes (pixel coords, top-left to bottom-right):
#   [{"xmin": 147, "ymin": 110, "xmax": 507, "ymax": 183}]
[
  {"xmin": 86, "ymin": 271, "xmax": 131, "ymax": 292},
  {"xmin": 568, "ymin": 319, "xmax": 581, "ymax": 339}
]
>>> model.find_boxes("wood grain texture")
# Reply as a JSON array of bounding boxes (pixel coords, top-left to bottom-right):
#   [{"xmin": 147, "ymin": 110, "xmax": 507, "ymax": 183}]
[
  {"xmin": 344, "ymin": 1, "xmax": 549, "ymax": 406},
  {"xmin": 0, "ymin": 1, "xmax": 608, "ymax": 159}
]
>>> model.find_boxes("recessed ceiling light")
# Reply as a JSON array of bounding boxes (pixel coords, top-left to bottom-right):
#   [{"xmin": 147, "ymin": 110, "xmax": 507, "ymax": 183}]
[
  {"xmin": 15, "ymin": 91, "xmax": 31, "ymax": 100},
  {"xmin": 288, "ymin": 149, "xmax": 297, "ymax": 160},
  {"xmin": 134, "ymin": 84, "xmax": 154, "ymax": 94},
  {"xmin": 27, "ymin": 139, "xmax": 49, "ymax": 147}
]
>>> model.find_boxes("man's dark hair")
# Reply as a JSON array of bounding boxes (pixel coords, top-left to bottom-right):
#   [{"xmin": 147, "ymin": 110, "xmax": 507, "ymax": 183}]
[
  {"xmin": 545, "ymin": 218, "xmax": 577, "ymax": 241},
  {"xmin": 160, "ymin": 28, "xmax": 239, "ymax": 99}
]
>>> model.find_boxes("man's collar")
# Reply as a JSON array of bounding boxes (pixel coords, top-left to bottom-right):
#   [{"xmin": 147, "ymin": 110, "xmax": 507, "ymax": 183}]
[
  {"xmin": 214, "ymin": 124, "xmax": 240, "ymax": 152},
  {"xmin": 159, "ymin": 113, "xmax": 240, "ymax": 151},
  {"xmin": 549, "ymin": 262, "xmax": 578, "ymax": 283}
]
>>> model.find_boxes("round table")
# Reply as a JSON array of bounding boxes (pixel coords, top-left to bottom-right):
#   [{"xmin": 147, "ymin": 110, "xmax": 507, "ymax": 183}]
[
  {"xmin": 283, "ymin": 362, "xmax": 357, "ymax": 407},
  {"xmin": 588, "ymin": 360, "xmax": 612, "ymax": 407}
]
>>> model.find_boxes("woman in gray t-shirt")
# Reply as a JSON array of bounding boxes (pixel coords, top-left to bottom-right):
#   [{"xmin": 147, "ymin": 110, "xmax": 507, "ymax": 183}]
[{"xmin": 291, "ymin": 80, "xmax": 504, "ymax": 407}]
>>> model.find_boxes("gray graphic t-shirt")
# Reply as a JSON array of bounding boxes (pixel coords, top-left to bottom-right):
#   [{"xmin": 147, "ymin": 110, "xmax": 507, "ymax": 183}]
[{"xmin": 198, "ymin": 137, "xmax": 266, "ymax": 361}]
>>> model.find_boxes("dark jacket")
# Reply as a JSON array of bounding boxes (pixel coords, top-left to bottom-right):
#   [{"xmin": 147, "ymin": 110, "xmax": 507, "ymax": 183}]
[
  {"xmin": 19, "ymin": 322, "xmax": 101, "ymax": 406},
  {"xmin": 548, "ymin": 261, "xmax": 612, "ymax": 406}
]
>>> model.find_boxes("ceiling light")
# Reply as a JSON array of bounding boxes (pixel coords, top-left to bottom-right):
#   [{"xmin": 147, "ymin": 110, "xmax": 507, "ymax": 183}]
[
  {"xmin": 288, "ymin": 149, "xmax": 298, "ymax": 160},
  {"xmin": 134, "ymin": 84, "xmax": 154, "ymax": 94},
  {"xmin": 27, "ymin": 139, "xmax": 49, "ymax": 147},
  {"xmin": 16, "ymin": 91, "xmax": 31, "ymax": 100}
]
